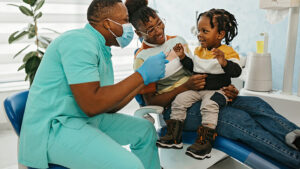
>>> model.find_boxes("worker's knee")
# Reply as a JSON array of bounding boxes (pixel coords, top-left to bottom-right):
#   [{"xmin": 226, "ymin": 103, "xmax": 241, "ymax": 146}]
[
  {"xmin": 141, "ymin": 119, "xmax": 156, "ymax": 134},
  {"xmin": 115, "ymin": 153, "xmax": 145, "ymax": 169},
  {"xmin": 134, "ymin": 119, "xmax": 157, "ymax": 144}
]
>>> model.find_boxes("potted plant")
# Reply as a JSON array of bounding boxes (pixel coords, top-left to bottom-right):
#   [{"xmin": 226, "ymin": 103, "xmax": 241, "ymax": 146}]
[{"xmin": 8, "ymin": 0, "xmax": 59, "ymax": 85}]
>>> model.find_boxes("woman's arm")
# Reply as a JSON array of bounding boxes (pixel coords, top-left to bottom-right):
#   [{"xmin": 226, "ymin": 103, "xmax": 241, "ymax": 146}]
[
  {"xmin": 143, "ymin": 85, "xmax": 188, "ymax": 107},
  {"xmin": 143, "ymin": 74, "xmax": 207, "ymax": 107}
]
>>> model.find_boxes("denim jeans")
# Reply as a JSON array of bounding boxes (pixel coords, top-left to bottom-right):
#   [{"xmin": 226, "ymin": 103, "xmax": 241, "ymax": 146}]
[{"xmin": 163, "ymin": 96, "xmax": 300, "ymax": 169}]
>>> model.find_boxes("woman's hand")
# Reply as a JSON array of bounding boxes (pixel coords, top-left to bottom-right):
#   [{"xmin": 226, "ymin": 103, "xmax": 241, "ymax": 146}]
[
  {"xmin": 183, "ymin": 74, "xmax": 207, "ymax": 91},
  {"xmin": 222, "ymin": 84, "xmax": 239, "ymax": 102}
]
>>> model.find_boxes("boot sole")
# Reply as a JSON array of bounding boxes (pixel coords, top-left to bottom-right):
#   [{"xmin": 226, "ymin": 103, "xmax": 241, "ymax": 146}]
[
  {"xmin": 185, "ymin": 150, "xmax": 211, "ymax": 160},
  {"xmin": 156, "ymin": 142, "xmax": 183, "ymax": 149}
]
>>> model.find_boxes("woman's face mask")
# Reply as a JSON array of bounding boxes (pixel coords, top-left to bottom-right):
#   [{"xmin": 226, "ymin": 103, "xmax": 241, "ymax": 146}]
[{"xmin": 107, "ymin": 19, "xmax": 134, "ymax": 48}]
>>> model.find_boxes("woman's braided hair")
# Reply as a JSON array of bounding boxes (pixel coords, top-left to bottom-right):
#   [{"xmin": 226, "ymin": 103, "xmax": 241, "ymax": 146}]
[{"xmin": 125, "ymin": 0, "xmax": 157, "ymax": 30}]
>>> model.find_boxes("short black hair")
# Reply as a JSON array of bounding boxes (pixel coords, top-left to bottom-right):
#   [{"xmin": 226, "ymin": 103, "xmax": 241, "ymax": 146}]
[
  {"xmin": 125, "ymin": 0, "xmax": 157, "ymax": 30},
  {"xmin": 87, "ymin": 0, "xmax": 122, "ymax": 25},
  {"xmin": 197, "ymin": 8, "xmax": 238, "ymax": 45}
]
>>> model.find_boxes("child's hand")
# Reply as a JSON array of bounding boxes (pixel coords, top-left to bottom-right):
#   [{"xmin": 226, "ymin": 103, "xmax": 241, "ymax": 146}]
[
  {"xmin": 212, "ymin": 48, "xmax": 227, "ymax": 67},
  {"xmin": 173, "ymin": 43, "xmax": 185, "ymax": 60}
]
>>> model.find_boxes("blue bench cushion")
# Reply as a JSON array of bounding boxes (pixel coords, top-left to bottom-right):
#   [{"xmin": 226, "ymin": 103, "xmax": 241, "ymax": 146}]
[{"xmin": 4, "ymin": 91, "xmax": 68, "ymax": 169}]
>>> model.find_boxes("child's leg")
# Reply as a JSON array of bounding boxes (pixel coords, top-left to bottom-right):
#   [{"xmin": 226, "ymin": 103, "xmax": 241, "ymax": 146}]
[
  {"xmin": 156, "ymin": 119, "xmax": 185, "ymax": 149},
  {"xmin": 157, "ymin": 90, "xmax": 201, "ymax": 149},
  {"xmin": 171, "ymin": 90, "xmax": 201, "ymax": 121},
  {"xmin": 200, "ymin": 90, "xmax": 227, "ymax": 129},
  {"xmin": 186, "ymin": 90, "xmax": 226, "ymax": 160}
]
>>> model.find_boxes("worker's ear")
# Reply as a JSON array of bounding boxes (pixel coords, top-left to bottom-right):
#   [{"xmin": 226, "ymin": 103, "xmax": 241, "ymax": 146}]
[
  {"xmin": 218, "ymin": 30, "xmax": 225, "ymax": 40},
  {"xmin": 103, "ymin": 19, "xmax": 112, "ymax": 30}
]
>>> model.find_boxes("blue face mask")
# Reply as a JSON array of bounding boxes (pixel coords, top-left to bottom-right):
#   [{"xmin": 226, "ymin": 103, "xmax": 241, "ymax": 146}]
[{"xmin": 107, "ymin": 19, "xmax": 134, "ymax": 48}]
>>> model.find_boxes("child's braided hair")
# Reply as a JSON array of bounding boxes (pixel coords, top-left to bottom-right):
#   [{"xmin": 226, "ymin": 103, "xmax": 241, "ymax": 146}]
[{"xmin": 197, "ymin": 8, "xmax": 238, "ymax": 45}]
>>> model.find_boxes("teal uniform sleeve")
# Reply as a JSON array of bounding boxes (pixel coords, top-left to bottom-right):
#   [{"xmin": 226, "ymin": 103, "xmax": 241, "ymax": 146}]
[{"xmin": 59, "ymin": 35, "xmax": 100, "ymax": 84}]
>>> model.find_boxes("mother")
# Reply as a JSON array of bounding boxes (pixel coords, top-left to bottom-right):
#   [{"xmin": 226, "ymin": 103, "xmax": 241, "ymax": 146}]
[{"xmin": 125, "ymin": 0, "xmax": 300, "ymax": 168}]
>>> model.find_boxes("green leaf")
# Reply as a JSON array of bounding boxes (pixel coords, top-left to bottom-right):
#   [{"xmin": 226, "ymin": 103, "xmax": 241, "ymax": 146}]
[
  {"xmin": 39, "ymin": 36, "xmax": 52, "ymax": 43},
  {"xmin": 8, "ymin": 31, "xmax": 29, "ymax": 44},
  {"xmin": 41, "ymin": 28, "xmax": 61, "ymax": 34},
  {"xmin": 14, "ymin": 44, "xmax": 31, "ymax": 58},
  {"xmin": 7, "ymin": 4, "xmax": 19, "ymax": 7},
  {"xmin": 29, "ymin": 71, "xmax": 36, "ymax": 85},
  {"xmin": 25, "ymin": 56, "xmax": 41, "ymax": 74},
  {"xmin": 37, "ymin": 49, "xmax": 44, "ymax": 56},
  {"xmin": 28, "ymin": 24, "xmax": 36, "ymax": 39},
  {"xmin": 25, "ymin": 74, "xmax": 29, "ymax": 81},
  {"xmin": 37, "ymin": 41, "xmax": 48, "ymax": 49},
  {"xmin": 19, "ymin": 6, "xmax": 34, "ymax": 16},
  {"xmin": 34, "ymin": 12, "xmax": 42, "ymax": 20},
  {"xmin": 18, "ymin": 63, "xmax": 26, "ymax": 71},
  {"xmin": 34, "ymin": 0, "xmax": 45, "ymax": 12},
  {"xmin": 23, "ymin": 51, "xmax": 38, "ymax": 62},
  {"xmin": 37, "ymin": 36, "xmax": 52, "ymax": 49},
  {"xmin": 8, "ymin": 31, "xmax": 18, "ymax": 44},
  {"xmin": 25, "ymin": 56, "xmax": 41, "ymax": 85},
  {"xmin": 23, "ymin": 0, "xmax": 37, "ymax": 6}
]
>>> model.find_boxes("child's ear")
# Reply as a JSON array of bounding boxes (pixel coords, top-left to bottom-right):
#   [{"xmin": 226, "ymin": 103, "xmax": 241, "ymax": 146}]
[{"xmin": 218, "ymin": 30, "xmax": 225, "ymax": 40}]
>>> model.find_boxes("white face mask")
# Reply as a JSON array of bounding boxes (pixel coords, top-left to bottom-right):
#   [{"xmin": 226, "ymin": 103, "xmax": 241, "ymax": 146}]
[{"xmin": 107, "ymin": 19, "xmax": 134, "ymax": 48}]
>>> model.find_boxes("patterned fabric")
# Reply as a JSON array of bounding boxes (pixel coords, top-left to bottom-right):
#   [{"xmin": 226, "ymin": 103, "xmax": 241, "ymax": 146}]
[
  {"xmin": 134, "ymin": 35, "xmax": 192, "ymax": 94},
  {"xmin": 193, "ymin": 45, "xmax": 240, "ymax": 74}
]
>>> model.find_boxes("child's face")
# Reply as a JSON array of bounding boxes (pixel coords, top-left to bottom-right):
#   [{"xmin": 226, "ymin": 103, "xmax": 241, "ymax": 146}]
[{"xmin": 197, "ymin": 16, "xmax": 223, "ymax": 50}]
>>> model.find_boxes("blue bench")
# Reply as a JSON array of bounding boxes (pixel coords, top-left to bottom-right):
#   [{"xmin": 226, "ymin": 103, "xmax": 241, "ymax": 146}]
[{"xmin": 134, "ymin": 104, "xmax": 290, "ymax": 169}]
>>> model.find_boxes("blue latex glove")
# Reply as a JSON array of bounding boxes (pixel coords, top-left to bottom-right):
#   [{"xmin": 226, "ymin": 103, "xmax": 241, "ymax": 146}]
[{"xmin": 137, "ymin": 52, "xmax": 169, "ymax": 85}]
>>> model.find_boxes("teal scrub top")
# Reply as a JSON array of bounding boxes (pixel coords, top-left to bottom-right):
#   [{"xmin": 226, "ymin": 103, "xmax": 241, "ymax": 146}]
[{"xmin": 19, "ymin": 24, "xmax": 114, "ymax": 168}]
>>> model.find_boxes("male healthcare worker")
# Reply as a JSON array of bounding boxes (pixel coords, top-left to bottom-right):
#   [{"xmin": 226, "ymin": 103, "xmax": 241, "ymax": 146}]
[{"xmin": 18, "ymin": 0, "xmax": 169, "ymax": 168}]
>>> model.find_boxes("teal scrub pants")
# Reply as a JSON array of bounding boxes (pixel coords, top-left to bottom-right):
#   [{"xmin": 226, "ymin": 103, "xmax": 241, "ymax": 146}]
[{"xmin": 47, "ymin": 113, "xmax": 160, "ymax": 169}]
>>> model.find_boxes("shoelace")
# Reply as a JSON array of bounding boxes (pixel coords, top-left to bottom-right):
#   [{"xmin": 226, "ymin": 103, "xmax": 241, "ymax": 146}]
[
  {"xmin": 195, "ymin": 126, "xmax": 217, "ymax": 144},
  {"xmin": 195, "ymin": 126, "xmax": 207, "ymax": 144}
]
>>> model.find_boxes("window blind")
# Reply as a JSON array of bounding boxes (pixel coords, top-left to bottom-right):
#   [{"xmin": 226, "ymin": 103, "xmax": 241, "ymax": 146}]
[{"xmin": 0, "ymin": 0, "xmax": 137, "ymax": 90}]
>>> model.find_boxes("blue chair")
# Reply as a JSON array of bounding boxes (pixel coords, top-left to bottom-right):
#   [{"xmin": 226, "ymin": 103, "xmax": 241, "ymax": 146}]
[
  {"xmin": 134, "ymin": 99, "xmax": 290, "ymax": 169},
  {"xmin": 3, "ymin": 90, "xmax": 68, "ymax": 169}
]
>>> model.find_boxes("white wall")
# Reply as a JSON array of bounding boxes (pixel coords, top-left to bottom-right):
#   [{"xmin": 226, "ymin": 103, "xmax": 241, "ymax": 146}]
[{"xmin": 155, "ymin": 0, "xmax": 300, "ymax": 94}]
